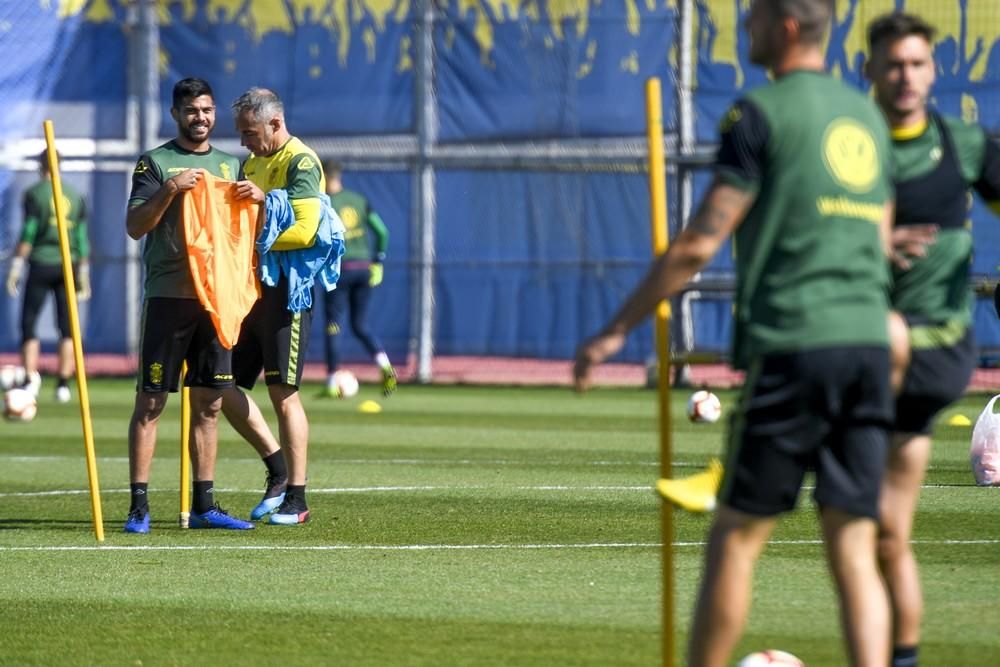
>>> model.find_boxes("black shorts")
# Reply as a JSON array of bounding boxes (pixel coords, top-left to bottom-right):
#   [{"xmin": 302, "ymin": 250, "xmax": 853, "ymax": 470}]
[
  {"xmin": 719, "ymin": 346, "xmax": 892, "ymax": 520},
  {"xmin": 232, "ymin": 279, "xmax": 311, "ymax": 389},
  {"xmin": 138, "ymin": 297, "xmax": 233, "ymax": 393},
  {"xmin": 21, "ymin": 262, "xmax": 73, "ymax": 341},
  {"xmin": 896, "ymin": 318, "xmax": 976, "ymax": 435}
]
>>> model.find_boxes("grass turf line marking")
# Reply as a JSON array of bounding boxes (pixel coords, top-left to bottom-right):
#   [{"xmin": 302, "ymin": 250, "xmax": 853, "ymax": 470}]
[
  {"xmin": 0, "ymin": 485, "xmax": 657, "ymax": 498},
  {"xmin": 4, "ymin": 455, "xmax": 679, "ymax": 467},
  {"xmin": 1, "ymin": 543, "xmax": 661, "ymax": 552},
  {"xmin": 0, "ymin": 482, "xmax": 985, "ymax": 499},
  {"xmin": 2, "ymin": 538, "xmax": 999, "ymax": 553}
]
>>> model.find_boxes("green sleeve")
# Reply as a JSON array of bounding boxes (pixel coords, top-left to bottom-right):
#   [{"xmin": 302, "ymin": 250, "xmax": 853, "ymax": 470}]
[
  {"xmin": 367, "ymin": 210, "xmax": 389, "ymax": 260},
  {"xmin": 74, "ymin": 197, "xmax": 90, "ymax": 260},
  {"xmin": 285, "ymin": 153, "xmax": 323, "ymax": 199},
  {"xmin": 20, "ymin": 192, "xmax": 40, "ymax": 245},
  {"xmin": 941, "ymin": 115, "xmax": 986, "ymax": 184}
]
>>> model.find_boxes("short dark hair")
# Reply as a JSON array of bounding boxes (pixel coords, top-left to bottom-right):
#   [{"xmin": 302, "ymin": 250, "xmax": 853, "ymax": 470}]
[
  {"xmin": 324, "ymin": 160, "xmax": 343, "ymax": 178},
  {"xmin": 867, "ymin": 12, "xmax": 936, "ymax": 54},
  {"xmin": 172, "ymin": 77, "xmax": 214, "ymax": 110},
  {"xmin": 38, "ymin": 148, "xmax": 59, "ymax": 170},
  {"xmin": 768, "ymin": 0, "xmax": 834, "ymax": 45},
  {"xmin": 38, "ymin": 148, "xmax": 62, "ymax": 174}
]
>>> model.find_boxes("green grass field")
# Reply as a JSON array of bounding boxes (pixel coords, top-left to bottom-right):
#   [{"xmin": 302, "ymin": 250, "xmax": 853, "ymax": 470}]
[{"xmin": 1, "ymin": 379, "xmax": 998, "ymax": 666}]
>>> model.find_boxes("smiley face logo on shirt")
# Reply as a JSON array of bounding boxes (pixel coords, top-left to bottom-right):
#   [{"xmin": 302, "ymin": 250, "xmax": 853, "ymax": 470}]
[
  {"xmin": 822, "ymin": 118, "xmax": 880, "ymax": 193},
  {"xmin": 339, "ymin": 206, "xmax": 360, "ymax": 230}
]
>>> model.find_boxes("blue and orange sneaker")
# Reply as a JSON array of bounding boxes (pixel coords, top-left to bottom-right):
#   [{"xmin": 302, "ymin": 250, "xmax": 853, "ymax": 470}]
[
  {"xmin": 250, "ymin": 473, "xmax": 287, "ymax": 520},
  {"xmin": 189, "ymin": 504, "xmax": 255, "ymax": 530},
  {"xmin": 268, "ymin": 498, "xmax": 310, "ymax": 525},
  {"xmin": 123, "ymin": 508, "xmax": 150, "ymax": 534}
]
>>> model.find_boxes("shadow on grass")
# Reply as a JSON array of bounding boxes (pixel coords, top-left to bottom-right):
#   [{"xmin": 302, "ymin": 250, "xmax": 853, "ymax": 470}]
[{"xmin": 0, "ymin": 517, "xmax": 103, "ymax": 530}]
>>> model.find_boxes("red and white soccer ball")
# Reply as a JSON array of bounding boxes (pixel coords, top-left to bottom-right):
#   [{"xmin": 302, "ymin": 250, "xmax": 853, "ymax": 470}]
[
  {"xmin": 332, "ymin": 369, "xmax": 359, "ymax": 399},
  {"xmin": 687, "ymin": 390, "xmax": 722, "ymax": 423},
  {"xmin": 736, "ymin": 650, "xmax": 805, "ymax": 667},
  {"xmin": 3, "ymin": 388, "xmax": 38, "ymax": 422},
  {"xmin": 0, "ymin": 365, "xmax": 25, "ymax": 391}
]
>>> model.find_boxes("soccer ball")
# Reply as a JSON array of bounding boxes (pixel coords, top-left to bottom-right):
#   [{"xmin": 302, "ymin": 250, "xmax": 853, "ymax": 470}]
[
  {"xmin": 0, "ymin": 365, "xmax": 25, "ymax": 391},
  {"xmin": 331, "ymin": 369, "xmax": 359, "ymax": 399},
  {"xmin": 736, "ymin": 650, "xmax": 804, "ymax": 667},
  {"xmin": 687, "ymin": 390, "xmax": 722, "ymax": 423},
  {"xmin": 3, "ymin": 388, "xmax": 38, "ymax": 422}
]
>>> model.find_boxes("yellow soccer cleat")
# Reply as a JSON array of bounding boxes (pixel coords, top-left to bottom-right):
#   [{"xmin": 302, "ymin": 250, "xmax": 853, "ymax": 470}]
[
  {"xmin": 656, "ymin": 457, "xmax": 723, "ymax": 513},
  {"xmin": 381, "ymin": 365, "xmax": 397, "ymax": 397}
]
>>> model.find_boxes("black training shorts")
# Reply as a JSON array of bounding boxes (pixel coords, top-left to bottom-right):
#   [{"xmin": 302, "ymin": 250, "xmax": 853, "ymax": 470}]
[
  {"xmin": 138, "ymin": 297, "xmax": 233, "ymax": 393},
  {"xmin": 719, "ymin": 346, "xmax": 892, "ymax": 520},
  {"xmin": 232, "ymin": 279, "xmax": 311, "ymax": 390},
  {"xmin": 21, "ymin": 262, "xmax": 73, "ymax": 341},
  {"xmin": 896, "ymin": 317, "xmax": 976, "ymax": 435}
]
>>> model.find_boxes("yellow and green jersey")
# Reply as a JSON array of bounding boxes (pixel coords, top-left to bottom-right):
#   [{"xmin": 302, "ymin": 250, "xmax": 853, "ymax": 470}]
[
  {"xmin": 20, "ymin": 180, "xmax": 89, "ymax": 265},
  {"xmin": 242, "ymin": 136, "xmax": 325, "ymax": 251},
  {"xmin": 715, "ymin": 70, "xmax": 894, "ymax": 369}
]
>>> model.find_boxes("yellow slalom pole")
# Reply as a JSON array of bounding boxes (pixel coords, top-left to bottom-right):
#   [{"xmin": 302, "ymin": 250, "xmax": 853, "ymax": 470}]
[
  {"xmin": 179, "ymin": 362, "xmax": 191, "ymax": 528},
  {"xmin": 42, "ymin": 121, "xmax": 104, "ymax": 542},
  {"xmin": 645, "ymin": 78, "xmax": 674, "ymax": 667}
]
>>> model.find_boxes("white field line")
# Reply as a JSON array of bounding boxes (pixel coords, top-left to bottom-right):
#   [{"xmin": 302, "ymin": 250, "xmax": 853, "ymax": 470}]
[
  {"xmin": 1, "ymin": 538, "xmax": 999, "ymax": 553},
  {"xmin": 0, "ymin": 485, "xmax": 649, "ymax": 498},
  {"xmin": 0, "ymin": 482, "xmax": 984, "ymax": 499},
  {"xmin": 4, "ymin": 456, "xmax": 968, "ymax": 477},
  {"xmin": 4, "ymin": 455, "xmax": 669, "ymax": 467}
]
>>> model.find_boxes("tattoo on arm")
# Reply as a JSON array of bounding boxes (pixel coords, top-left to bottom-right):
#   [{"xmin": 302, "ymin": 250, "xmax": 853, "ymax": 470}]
[{"xmin": 686, "ymin": 182, "xmax": 753, "ymax": 237}]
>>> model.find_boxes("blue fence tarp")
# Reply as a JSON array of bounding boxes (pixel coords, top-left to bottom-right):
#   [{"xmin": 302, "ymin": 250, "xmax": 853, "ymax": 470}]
[{"xmin": 3, "ymin": 1, "xmax": 1000, "ymax": 364}]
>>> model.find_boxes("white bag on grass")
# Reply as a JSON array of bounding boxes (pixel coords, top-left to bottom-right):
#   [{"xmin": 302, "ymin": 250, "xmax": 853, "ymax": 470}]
[{"xmin": 970, "ymin": 395, "xmax": 1000, "ymax": 486}]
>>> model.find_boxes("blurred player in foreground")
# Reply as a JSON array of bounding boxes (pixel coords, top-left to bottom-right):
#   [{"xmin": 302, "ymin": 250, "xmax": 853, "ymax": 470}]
[
  {"xmin": 574, "ymin": 0, "xmax": 896, "ymax": 664},
  {"xmin": 5, "ymin": 150, "xmax": 90, "ymax": 403},
  {"xmin": 864, "ymin": 13, "xmax": 1000, "ymax": 667}
]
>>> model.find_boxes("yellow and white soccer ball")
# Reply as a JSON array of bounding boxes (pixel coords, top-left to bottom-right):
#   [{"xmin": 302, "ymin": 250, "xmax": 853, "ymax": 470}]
[
  {"xmin": 332, "ymin": 369, "xmax": 360, "ymax": 399},
  {"xmin": 3, "ymin": 388, "xmax": 38, "ymax": 422},
  {"xmin": 0, "ymin": 365, "xmax": 25, "ymax": 391},
  {"xmin": 687, "ymin": 390, "xmax": 722, "ymax": 423},
  {"xmin": 736, "ymin": 650, "xmax": 804, "ymax": 667}
]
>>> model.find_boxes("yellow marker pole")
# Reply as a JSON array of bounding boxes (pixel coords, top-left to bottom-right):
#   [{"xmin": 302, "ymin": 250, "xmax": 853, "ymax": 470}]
[
  {"xmin": 179, "ymin": 362, "xmax": 191, "ymax": 528},
  {"xmin": 645, "ymin": 78, "xmax": 674, "ymax": 667},
  {"xmin": 43, "ymin": 121, "xmax": 104, "ymax": 542}
]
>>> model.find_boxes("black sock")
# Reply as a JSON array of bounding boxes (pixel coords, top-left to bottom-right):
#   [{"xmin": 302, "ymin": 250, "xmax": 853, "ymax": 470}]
[
  {"xmin": 57, "ymin": 377, "xmax": 69, "ymax": 389},
  {"xmin": 129, "ymin": 483, "xmax": 149, "ymax": 513},
  {"xmin": 262, "ymin": 451, "xmax": 287, "ymax": 480},
  {"xmin": 193, "ymin": 480, "xmax": 215, "ymax": 514},
  {"xmin": 892, "ymin": 645, "xmax": 918, "ymax": 667},
  {"xmin": 286, "ymin": 484, "xmax": 307, "ymax": 508}
]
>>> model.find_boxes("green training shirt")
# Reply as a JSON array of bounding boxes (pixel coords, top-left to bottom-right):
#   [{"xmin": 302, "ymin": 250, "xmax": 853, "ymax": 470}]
[
  {"xmin": 128, "ymin": 140, "xmax": 240, "ymax": 299},
  {"xmin": 715, "ymin": 70, "xmax": 894, "ymax": 369},
  {"xmin": 889, "ymin": 114, "xmax": 1000, "ymax": 330},
  {"xmin": 20, "ymin": 180, "xmax": 89, "ymax": 266},
  {"xmin": 329, "ymin": 188, "xmax": 388, "ymax": 263}
]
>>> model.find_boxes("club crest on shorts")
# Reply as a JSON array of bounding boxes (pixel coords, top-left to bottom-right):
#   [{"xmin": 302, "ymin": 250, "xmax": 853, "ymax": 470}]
[{"xmin": 149, "ymin": 362, "xmax": 163, "ymax": 386}]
